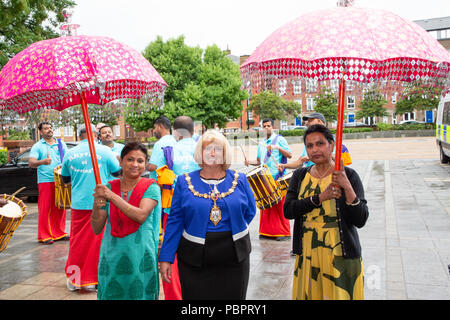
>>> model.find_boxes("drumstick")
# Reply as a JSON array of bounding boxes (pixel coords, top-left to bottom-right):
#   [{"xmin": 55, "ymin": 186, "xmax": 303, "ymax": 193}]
[
  {"xmin": 7, "ymin": 187, "xmax": 27, "ymax": 200},
  {"xmin": 239, "ymin": 144, "xmax": 248, "ymax": 162}
]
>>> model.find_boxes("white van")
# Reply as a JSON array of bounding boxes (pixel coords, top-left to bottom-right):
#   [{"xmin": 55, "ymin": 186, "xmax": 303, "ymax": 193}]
[{"xmin": 436, "ymin": 93, "xmax": 450, "ymax": 163}]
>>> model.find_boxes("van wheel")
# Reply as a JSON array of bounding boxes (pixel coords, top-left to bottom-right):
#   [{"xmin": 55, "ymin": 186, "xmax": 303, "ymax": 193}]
[{"xmin": 440, "ymin": 144, "xmax": 450, "ymax": 164}]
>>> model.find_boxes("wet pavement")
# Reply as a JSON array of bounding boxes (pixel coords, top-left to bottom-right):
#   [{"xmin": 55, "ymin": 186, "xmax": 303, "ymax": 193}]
[{"xmin": 0, "ymin": 137, "xmax": 449, "ymax": 300}]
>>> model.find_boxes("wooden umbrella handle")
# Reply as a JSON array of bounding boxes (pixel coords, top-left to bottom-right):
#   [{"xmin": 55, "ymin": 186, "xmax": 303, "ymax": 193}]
[
  {"xmin": 80, "ymin": 92, "xmax": 102, "ymax": 185},
  {"xmin": 334, "ymin": 78, "xmax": 346, "ymax": 172}
]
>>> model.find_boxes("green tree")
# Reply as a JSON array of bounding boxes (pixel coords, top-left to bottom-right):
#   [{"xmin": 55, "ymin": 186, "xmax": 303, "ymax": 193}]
[
  {"xmin": 395, "ymin": 81, "xmax": 442, "ymax": 115},
  {"xmin": 0, "ymin": 0, "xmax": 75, "ymax": 68},
  {"xmin": 247, "ymin": 90, "xmax": 302, "ymax": 121},
  {"xmin": 356, "ymin": 88, "xmax": 388, "ymax": 120},
  {"xmin": 125, "ymin": 36, "xmax": 248, "ymax": 131},
  {"xmin": 313, "ymin": 87, "xmax": 338, "ymax": 125}
]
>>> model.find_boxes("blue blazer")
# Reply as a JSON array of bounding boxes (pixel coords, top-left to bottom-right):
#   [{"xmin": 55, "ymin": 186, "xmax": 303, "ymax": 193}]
[{"xmin": 159, "ymin": 169, "xmax": 256, "ymax": 265}]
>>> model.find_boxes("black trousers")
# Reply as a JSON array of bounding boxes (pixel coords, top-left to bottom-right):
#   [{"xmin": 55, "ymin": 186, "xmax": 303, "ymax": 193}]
[{"xmin": 177, "ymin": 231, "xmax": 250, "ymax": 300}]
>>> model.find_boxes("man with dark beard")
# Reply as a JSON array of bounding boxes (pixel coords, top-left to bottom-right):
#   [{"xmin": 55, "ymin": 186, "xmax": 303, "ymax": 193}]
[{"xmin": 29, "ymin": 122, "xmax": 69, "ymax": 244}]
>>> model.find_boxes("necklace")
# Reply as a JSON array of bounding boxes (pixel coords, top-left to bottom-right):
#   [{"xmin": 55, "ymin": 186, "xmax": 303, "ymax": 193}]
[
  {"xmin": 185, "ymin": 171, "xmax": 239, "ymax": 226},
  {"xmin": 314, "ymin": 165, "xmax": 332, "ymax": 183}
]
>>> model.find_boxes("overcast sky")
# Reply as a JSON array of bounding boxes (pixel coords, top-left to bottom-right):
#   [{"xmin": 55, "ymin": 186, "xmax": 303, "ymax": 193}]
[{"xmin": 70, "ymin": 0, "xmax": 450, "ymax": 56}]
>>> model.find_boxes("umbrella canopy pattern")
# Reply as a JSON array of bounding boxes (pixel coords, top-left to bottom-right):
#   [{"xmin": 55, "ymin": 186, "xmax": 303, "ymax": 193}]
[
  {"xmin": 0, "ymin": 35, "xmax": 167, "ymax": 113},
  {"xmin": 241, "ymin": 6, "xmax": 450, "ymax": 89}
]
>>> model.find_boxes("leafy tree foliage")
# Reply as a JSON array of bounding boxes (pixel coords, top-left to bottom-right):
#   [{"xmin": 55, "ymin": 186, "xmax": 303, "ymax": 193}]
[
  {"xmin": 0, "ymin": 0, "xmax": 75, "ymax": 68},
  {"xmin": 395, "ymin": 81, "xmax": 443, "ymax": 115},
  {"xmin": 247, "ymin": 90, "xmax": 301, "ymax": 121},
  {"xmin": 356, "ymin": 88, "xmax": 388, "ymax": 120},
  {"xmin": 125, "ymin": 36, "xmax": 248, "ymax": 131},
  {"xmin": 313, "ymin": 87, "xmax": 338, "ymax": 125}
]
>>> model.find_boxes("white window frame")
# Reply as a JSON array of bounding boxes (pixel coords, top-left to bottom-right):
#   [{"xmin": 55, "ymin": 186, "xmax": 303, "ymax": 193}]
[
  {"xmin": 347, "ymin": 96, "xmax": 355, "ymax": 109},
  {"xmin": 307, "ymin": 97, "xmax": 315, "ymax": 111},
  {"xmin": 306, "ymin": 79, "xmax": 318, "ymax": 93},
  {"xmin": 278, "ymin": 79, "xmax": 287, "ymax": 96},
  {"xmin": 292, "ymin": 80, "xmax": 302, "ymax": 95}
]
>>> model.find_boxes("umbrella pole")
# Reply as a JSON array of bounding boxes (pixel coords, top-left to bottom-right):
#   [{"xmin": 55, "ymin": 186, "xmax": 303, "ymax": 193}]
[
  {"xmin": 334, "ymin": 78, "xmax": 346, "ymax": 171},
  {"xmin": 80, "ymin": 92, "xmax": 102, "ymax": 185}
]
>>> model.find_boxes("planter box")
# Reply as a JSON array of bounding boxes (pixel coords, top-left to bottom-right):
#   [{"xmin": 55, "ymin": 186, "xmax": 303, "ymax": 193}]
[{"xmin": 3, "ymin": 140, "xmax": 34, "ymax": 149}]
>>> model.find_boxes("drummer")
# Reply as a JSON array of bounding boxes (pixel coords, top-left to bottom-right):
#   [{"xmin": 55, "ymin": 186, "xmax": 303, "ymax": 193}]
[
  {"xmin": 245, "ymin": 118, "xmax": 292, "ymax": 241},
  {"xmin": 277, "ymin": 112, "xmax": 352, "ymax": 171},
  {"xmin": 28, "ymin": 122, "xmax": 69, "ymax": 245}
]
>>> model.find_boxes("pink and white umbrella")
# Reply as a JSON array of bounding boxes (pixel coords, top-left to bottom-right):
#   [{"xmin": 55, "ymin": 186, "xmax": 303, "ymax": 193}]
[
  {"xmin": 241, "ymin": 3, "xmax": 450, "ymax": 169},
  {"xmin": 0, "ymin": 35, "xmax": 167, "ymax": 184}
]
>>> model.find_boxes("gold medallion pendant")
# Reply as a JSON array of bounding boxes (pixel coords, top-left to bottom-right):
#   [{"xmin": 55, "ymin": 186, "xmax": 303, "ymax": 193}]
[{"xmin": 209, "ymin": 204, "xmax": 222, "ymax": 226}]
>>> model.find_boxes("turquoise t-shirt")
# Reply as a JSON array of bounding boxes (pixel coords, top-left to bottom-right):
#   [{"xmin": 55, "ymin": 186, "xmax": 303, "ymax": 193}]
[
  {"xmin": 172, "ymin": 137, "xmax": 201, "ymax": 179},
  {"xmin": 29, "ymin": 139, "xmax": 68, "ymax": 184},
  {"xmin": 148, "ymin": 134, "xmax": 177, "ymax": 180},
  {"xmin": 111, "ymin": 142, "xmax": 125, "ymax": 158},
  {"xmin": 257, "ymin": 133, "xmax": 291, "ymax": 179},
  {"xmin": 61, "ymin": 140, "xmax": 121, "ymax": 210}
]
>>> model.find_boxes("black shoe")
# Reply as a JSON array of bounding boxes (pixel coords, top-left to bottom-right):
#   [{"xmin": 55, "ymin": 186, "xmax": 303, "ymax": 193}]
[
  {"xmin": 58, "ymin": 235, "xmax": 70, "ymax": 241},
  {"xmin": 276, "ymin": 236, "xmax": 291, "ymax": 242},
  {"xmin": 41, "ymin": 239, "xmax": 54, "ymax": 245}
]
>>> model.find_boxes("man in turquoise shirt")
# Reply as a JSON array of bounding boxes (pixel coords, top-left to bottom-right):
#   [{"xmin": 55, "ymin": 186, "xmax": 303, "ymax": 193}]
[
  {"xmin": 172, "ymin": 116, "xmax": 201, "ymax": 179},
  {"xmin": 29, "ymin": 122, "xmax": 69, "ymax": 244},
  {"xmin": 147, "ymin": 115, "xmax": 177, "ymax": 180},
  {"xmin": 61, "ymin": 123, "xmax": 121, "ymax": 292},
  {"xmin": 245, "ymin": 118, "xmax": 292, "ymax": 241}
]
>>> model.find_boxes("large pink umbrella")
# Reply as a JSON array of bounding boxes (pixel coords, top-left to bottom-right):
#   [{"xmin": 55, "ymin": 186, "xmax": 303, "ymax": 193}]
[
  {"xmin": 0, "ymin": 35, "xmax": 167, "ymax": 184},
  {"xmin": 241, "ymin": 3, "xmax": 450, "ymax": 170}
]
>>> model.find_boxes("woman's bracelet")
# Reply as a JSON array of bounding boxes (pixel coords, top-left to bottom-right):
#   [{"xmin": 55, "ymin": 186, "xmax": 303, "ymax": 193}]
[{"xmin": 346, "ymin": 197, "xmax": 360, "ymax": 206}]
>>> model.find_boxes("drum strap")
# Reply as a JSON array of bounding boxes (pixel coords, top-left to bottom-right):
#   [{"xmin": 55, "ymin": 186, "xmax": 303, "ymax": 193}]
[{"xmin": 57, "ymin": 139, "xmax": 64, "ymax": 163}]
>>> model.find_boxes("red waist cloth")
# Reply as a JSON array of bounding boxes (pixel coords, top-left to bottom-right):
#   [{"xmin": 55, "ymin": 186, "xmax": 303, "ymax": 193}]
[
  {"xmin": 109, "ymin": 178, "xmax": 156, "ymax": 238},
  {"xmin": 259, "ymin": 197, "xmax": 291, "ymax": 237},
  {"xmin": 65, "ymin": 209, "xmax": 103, "ymax": 288}
]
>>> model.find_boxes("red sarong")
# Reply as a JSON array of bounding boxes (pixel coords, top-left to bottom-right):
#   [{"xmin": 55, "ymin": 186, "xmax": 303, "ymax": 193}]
[
  {"xmin": 160, "ymin": 211, "xmax": 182, "ymax": 300},
  {"xmin": 65, "ymin": 209, "xmax": 104, "ymax": 288},
  {"xmin": 37, "ymin": 182, "xmax": 67, "ymax": 242},
  {"xmin": 259, "ymin": 197, "xmax": 291, "ymax": 237}
]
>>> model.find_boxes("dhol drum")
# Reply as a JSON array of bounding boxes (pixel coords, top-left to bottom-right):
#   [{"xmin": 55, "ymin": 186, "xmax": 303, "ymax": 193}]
[
  {"xmin": 246, "ymin": 165, "xmax": 282, "ymax": 210},
  {"xmin": 54, "ymin": 165, "xmax": 71, "ymax": 209},
  {"xmin": 0, "ymin": 194, "xmax": 28, "ymax": 252},
  {"xmin": 277, "ymin": 170, "xmax": 293, "ymax": 198}
]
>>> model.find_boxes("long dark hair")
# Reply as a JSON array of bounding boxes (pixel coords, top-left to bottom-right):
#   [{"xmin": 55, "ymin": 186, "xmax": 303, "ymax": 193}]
[
  {"xmin": 120, "ymin": 142, "xmax": 149, "ymax": 161},
  {"xmin": 303, "ymin": 124, "xmax": 335, "ymax": 145}
]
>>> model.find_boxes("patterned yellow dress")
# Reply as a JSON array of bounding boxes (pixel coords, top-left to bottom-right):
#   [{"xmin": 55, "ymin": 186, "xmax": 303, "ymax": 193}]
[{"xmin": 292, "ymin": 172, "xmax": 364, "ymax": 300}]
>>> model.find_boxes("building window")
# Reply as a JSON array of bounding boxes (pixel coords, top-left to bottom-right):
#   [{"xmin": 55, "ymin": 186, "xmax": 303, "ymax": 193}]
[
  {"xmin": 292, "ymin": 80, "xmax": 302, "ymax": 95},
  {"xmin": 307, "ymin": 97, "xmax": 315, "ymax": 111},
  {"xmin": 64, "ymin": 126, "xmax": 73, "ymax": 137},
  {"xmin": 248, "ymin": 111, "xmax": 253, "ymax": 121},
  {"xmin": 53, "ymin": 128, "xmax": 61, "ymax": 137},
  {"xmin": 347, "ymin": 96, "xmax": 355, "ymax": 109},
  {"xmin": 403, "ymin": 112, "xmax": 415, "ymax": 121},
  {"xmin": 294, "ymin": 99, "xmax": 302, "ymax": 107},
  {"xmin": 306, "ymin": 79, "xmax": 318, "ymax": 93},
  {"xmin": 346, "ymin": 80, "xmax": 355, "ymax": 91},
  {"xmin": 330, "ymin": 79, "xmax": 339, "ymax": 93},
  {"xmin": 392, "ymin": 92, "xmax": 397, "ymax": 104},
  {"xmin": 279, "ymin": 79, "xmax": 287, "ymax": 96},
  {"xmin": 113, "ymin": 125, "xmax": 120, "ymax": 137}
]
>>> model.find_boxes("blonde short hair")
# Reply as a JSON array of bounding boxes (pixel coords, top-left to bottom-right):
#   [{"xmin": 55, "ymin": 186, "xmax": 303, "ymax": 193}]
[{"xmin": 194, "ymin": 129, "xmax": 232, "ymax": 170}]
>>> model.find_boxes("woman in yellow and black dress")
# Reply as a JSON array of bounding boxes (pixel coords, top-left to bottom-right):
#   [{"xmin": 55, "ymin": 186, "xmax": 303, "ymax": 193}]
[{"xmin": 284, "ymin": 124, "xmax": 369, "ymax": 300}]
